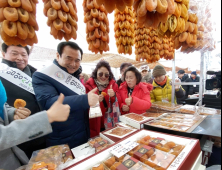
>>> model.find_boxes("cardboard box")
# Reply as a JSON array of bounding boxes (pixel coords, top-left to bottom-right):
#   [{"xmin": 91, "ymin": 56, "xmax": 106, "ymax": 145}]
[
  {"xmin": 120, "ymin": 113, "xmax": 155, "ymax": 129},
  {"xmin": 67, "ymin": 130, "xmax": 201, "ymax": 170}
]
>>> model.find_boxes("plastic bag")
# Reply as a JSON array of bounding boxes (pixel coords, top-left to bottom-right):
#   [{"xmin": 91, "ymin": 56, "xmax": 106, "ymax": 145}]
[
  {"xmin": 26, "ymin": 145, "xmax": 73, "ymax": 170},
  {"xmin": 89, "ymin": 102, "xmax": 103, "ymax": 119},
  {"xmin": 202, "ymin": 140, "xmax": 214, "ymax": 153}
]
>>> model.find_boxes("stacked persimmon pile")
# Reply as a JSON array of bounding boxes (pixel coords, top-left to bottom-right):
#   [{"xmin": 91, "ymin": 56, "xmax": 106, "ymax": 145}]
[
  {"xmin": 83, "ymin": 0, "xmax": 110, "ymax": 54},
  {"xmin": 0, "ymin": 0, "xmax": 38, "ymax": 46},
  {"xmin": 114, "ymin": 7, "xmax": 135, "ymax": 55},
  {"xmin": 43, "ymin": 0, "xmax": 78, "ymax": 41}
]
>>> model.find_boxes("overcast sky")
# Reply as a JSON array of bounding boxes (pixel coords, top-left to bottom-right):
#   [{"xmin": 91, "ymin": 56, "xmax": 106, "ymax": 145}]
[{"xmin": 34, "ymin": 0, "xmax": 221, "ymax": 70}]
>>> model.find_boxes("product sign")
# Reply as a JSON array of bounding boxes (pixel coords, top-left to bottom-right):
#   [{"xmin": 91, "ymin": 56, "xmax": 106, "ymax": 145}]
[{"xmin": 109, "ymin": 140, "xmax": 139, "ymax": 158}]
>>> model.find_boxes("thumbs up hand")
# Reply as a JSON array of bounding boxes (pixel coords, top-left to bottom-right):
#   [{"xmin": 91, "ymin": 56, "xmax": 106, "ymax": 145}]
[
  {"xmin": 108, "ymin": 85, "xmax": 115, "ymax": 97},
  {"xmin": 88, "ymin": 87, "xmax": 99, "ymax": 107},
  {"xmin": 125, "ymin": 93, "xmax": 133, "ymax": 106},
  {"xmin": 47, "ymin": 94, "xmax": 71, "ymax": 123}
]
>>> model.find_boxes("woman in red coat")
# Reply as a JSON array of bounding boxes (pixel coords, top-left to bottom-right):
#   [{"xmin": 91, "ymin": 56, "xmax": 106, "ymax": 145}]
[
  {"xmin": 85, "ymin": 61, "xmax": 122, "ymax": 138},
  {"xmin": 119, "ymin": 66, "xmax": 153, "ymax": 115}
]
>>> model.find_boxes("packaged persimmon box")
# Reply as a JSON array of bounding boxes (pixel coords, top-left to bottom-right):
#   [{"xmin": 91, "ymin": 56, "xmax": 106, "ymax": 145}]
[
  {"xmin": 132, "ymin": 145, "xmax": 155, "ymax": 162},
  {"xmin": 103, "ymin": 155, "xmax": 154, "ymax": 170},
  {"xmin": 101, "ymin": 126, "xmax": 138, "ymax": 142},
  {"xmin": 69, "ymin": 130, "xmax": 202, "ymax": 170},
  {"xmin": 119, "ymin": 113, "xmax": 154, "ymax": 129},
  {"xmin": 88, "ymin": 136, "xmax": 111, "ymax": 153}
]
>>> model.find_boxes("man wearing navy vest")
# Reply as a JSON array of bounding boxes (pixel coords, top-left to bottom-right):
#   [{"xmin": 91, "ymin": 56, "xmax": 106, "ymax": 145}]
[
  {"xmin": 0, "ymin": 43, "xmax": 45, "ymax": 158},
  {"xmin": 32, "ymin": 42, "xmax": 99, "ymax": 149}
]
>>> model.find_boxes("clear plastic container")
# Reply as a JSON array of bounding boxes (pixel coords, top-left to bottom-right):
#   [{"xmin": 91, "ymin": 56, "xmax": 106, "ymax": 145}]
[
  {"xmin": 103, "ymin": 155, "xmax": 154, "ymax": 170},
  {"xmin": 26, "ymin": 145, "xmax": 72, "ymax": 170},
  {"xmin": 179, "ymin": 105, "xmax": 221, "ymax": 115},
  {"xmin": 151, "ymin": 102, "xmax": 182, "ymax": 112},
  {"xmin": 88, "ymin": 137, "xmax": 110, "ymax": 152},
  {"xmin": 90, "ymin": 163, "xmax": 109, "ymax": 170},
  {"xmin": 124, "ymin": 113, "xmax": 146, "ymax": 122},
  {"xmin": 107, "ymin": 127, "xmax": 134, "ymax": 137},
  {"xmin": 143, "ymin": 149, "xmax": 176, "ymax": 170},
  {"xmin": 142, "ymin": 113, "xmax": 164, "ymax": 118}
]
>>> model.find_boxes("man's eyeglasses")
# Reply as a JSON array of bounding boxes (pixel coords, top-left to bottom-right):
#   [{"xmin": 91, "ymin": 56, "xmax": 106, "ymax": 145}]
[{"xmin": 98, "ymin": 73, "xmax": 109, "ymax": 78}]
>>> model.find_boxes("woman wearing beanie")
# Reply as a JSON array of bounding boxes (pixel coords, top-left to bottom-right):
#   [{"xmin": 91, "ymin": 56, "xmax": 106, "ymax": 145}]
[
  {"xmin": 151, "ymin": 65, "xmax": 185, "ymax": 103},
  {"xmin": 119, "ymin": 66, "xmax": 153, "ymax": 115}
]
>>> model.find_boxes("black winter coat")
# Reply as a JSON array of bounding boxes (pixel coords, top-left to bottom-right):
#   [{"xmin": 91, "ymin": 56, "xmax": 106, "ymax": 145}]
[
  {"xmin": 32, "ymin": 60, "xmax": 90, "ymax": 149},
  {"xmin": 177, "ymin": 74, "xmax": 194, "ymax": 104},
  {"xmin": 191, "ymin": 76, "xmax": 200, "ymax": 94}
]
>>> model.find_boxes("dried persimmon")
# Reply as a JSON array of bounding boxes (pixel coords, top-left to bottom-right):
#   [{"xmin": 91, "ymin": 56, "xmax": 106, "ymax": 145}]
[{"xmin": 14, "ymin": 99, "xmax": 26, "ymax": 109}]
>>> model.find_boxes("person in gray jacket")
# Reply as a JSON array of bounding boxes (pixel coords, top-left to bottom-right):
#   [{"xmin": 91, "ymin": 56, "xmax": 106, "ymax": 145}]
[
  {"xmin": 140, "ymin": 65, "xmax": 153, "ymax": 84},
  {"xmin": 0, "ymin": 80, "xmax": 70, "ymax": 170}
]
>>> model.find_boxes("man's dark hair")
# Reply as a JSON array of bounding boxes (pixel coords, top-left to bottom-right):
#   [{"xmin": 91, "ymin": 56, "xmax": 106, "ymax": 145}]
[
  {"xmin": 120, "ymin": 63, "xmax": 133, "ymax": 73},
  {"xmin": 124, "ymin": 66, "xmax": 142, "ymax": 85},
  {"xmin": 178, "ymin": 70, "xmax": 185, "ymax": 74},
  {"xmin": 57, "ymin": 41, "xmax": 83, "ymax": 59},
  {"xmin": 2, "ymin": 43, "xmax": 30, "ymax": 55},
  {"xmin": 91, "ymin": 60, "xmax": 114, "ymax": 81}
]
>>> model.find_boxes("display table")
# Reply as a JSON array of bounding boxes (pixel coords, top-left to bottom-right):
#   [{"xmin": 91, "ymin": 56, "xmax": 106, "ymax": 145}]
[
  {"xmin": 185, "ymin": 98, "xmax": 203, "ymax": 106},
  {"xmin": 67, "ymin": 130, "xmax": 203, "ymax": 170},
  {"xmin": 192, "ymin": 115, "xmax": 221, "ymax": 137}
]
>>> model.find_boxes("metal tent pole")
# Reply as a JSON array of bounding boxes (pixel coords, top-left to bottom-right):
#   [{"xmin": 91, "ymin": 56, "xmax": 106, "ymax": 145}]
[
  {"xmin": 199, "ymin": 52, "xmax": 205, "ymax": 106},
  {"xmin": 171, "ymin": 55, "xmax": 176, "ymax": 104}
]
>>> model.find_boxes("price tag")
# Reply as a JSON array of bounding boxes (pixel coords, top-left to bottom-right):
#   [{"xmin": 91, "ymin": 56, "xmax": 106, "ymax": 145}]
[{"xmin": 109, "ymin": 140, "xmax": 139, "ymax": 158}]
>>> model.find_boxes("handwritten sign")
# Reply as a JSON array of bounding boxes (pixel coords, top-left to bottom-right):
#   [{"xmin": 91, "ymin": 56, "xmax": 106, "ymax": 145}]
[{"xmin": 109, "ymin": 140, "xmax": 139, "ymax": 158}]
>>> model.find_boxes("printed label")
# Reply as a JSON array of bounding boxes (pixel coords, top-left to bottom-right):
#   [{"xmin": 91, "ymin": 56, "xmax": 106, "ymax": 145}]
[
  {"xmin": 138, "ymin": 148, "xmax": 149, "ymax": 154},
  {"xmin": 149, "ymin": 138, "xmax": 165, "ymax": 148},
  {"xmin": 123, "ymin": 159, "xmax": 136, "ymax": 169}
]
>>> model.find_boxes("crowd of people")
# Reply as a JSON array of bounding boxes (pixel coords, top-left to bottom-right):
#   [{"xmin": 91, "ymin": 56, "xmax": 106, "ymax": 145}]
[{"xmin": 0, "ymin": 41, "xmax": 199, "ymax": 170}]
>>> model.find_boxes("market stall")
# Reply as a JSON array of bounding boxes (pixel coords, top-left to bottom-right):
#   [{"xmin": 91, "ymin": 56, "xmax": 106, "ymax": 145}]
[{"xmin": 0, "ymin": 0, "xmax": 220, "ymax": 169}]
